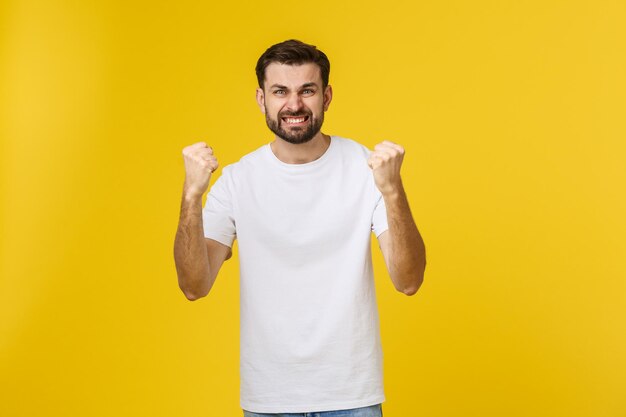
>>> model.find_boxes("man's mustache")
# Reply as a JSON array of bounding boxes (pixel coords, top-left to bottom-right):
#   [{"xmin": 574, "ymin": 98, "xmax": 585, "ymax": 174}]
[{"xmin": 279, "ymin": 110, "xmax": 312, "ymax": 117}]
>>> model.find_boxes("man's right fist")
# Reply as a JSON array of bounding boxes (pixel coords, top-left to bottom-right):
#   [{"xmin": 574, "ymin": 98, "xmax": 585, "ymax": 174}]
[{"xmin": 182, "ymin": 142, "xmax": 219, "ymax": 197}]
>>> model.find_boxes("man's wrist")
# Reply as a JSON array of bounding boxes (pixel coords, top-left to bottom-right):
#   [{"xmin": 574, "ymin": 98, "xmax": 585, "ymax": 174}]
[
  {"xmin": 183, "ymin": 189, "xmax": 204, "ymax": 203},
  {"xmin": 381, "ymin": 181, "xmax": 405, "ymax": 201}
]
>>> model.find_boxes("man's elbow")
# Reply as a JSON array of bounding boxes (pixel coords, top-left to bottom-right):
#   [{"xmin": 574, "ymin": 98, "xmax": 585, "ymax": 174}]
[
  {"xmin": 399, "ymin": 271, "xmax": 425, "ymax": 296},
  {"xmin": 400, "ymin": 282, "xmax": 421, "ymax": 296},
  {"xmin": 179, "ymin": 282, "xmax": 210, "ymax": 301},
  {"xmin": 182, "ymin": 289, "xmax": 208, "ymax": 301}
]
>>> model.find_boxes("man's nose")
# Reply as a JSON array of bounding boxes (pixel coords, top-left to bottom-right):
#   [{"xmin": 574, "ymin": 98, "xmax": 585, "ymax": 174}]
[{"xmin": 285, "ymin": 92, "xmax": 303, "ymax": 112}]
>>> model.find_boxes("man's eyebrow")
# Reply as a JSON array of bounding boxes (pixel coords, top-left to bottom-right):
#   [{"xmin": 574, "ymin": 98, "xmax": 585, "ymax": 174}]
[{"xmin": 268, "ymin": 82, "xmax": 320, "ymax": 90}]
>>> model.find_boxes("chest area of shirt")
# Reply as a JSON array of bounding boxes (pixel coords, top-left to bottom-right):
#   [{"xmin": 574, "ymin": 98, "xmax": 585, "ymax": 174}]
[{"xmin": 233, "ymin": 169, "xmax": 375, "ymax": 246}]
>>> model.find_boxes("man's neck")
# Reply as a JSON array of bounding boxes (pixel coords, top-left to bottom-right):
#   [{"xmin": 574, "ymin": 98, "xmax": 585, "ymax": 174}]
[{"xmin": 270, "ymin": 132, "xmax": 331, "ymax": 164}]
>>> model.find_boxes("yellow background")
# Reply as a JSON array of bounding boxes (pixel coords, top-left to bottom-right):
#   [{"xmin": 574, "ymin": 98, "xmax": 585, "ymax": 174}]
[{"xmin": 1, "ymin": 0, "xmax": 625, "ymax": 416}]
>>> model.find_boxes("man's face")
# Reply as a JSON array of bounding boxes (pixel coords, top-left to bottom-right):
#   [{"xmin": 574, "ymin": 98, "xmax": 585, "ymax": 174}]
[{"xmin": 256, "ymin": 62, "xmax": 332, "ymax": 144}]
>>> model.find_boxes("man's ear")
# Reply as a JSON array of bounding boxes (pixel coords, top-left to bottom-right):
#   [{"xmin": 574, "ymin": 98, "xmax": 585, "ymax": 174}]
[
  {"xmin": 323, "ymin": 85, "xmax": 333, "ymax": 111},
  {"xmin": 256, "ymin": 88, "xmax": 266, "ymax": 114}
]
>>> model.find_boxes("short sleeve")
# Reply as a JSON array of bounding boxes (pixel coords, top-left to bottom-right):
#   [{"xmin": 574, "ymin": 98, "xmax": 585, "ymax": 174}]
[
  {"xmin": 202, "ymin": 165, "xmax": 236, "ymax": 248},
  {"xmin": 371, "ymin": 193, "xmax": 389, "ymax": 238}
]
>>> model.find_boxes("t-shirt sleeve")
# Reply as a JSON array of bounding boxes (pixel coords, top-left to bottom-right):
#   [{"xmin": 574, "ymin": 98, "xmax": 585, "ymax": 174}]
[
  {"xmin": 371, "ymin": 193, "xmax": 389, "ymax": 238},
  {"xmin": 202, "ymin": 165, "xmax": 236, "ymax": 248}
]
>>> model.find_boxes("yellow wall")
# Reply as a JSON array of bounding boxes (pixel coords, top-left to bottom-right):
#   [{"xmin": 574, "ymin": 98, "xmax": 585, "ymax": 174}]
[{"xmin": 1, "ymin": 1, "xmax": 625, "ymax": 416}]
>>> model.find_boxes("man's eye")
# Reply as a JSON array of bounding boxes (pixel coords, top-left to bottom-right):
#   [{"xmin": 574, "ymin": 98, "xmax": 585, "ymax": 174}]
[
  {"xmin": 274, "ymin": 90, "xmax": 285, "ymax": 95},
  {"xmin": 302, "ymin": 89, "xmax": 314, "ymax": 95}
]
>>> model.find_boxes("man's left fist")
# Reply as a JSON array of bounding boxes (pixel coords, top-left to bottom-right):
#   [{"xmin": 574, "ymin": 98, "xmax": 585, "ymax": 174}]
[{"xmin": 367, "ymin": 140, "xmax": 405, "ymax": 196}]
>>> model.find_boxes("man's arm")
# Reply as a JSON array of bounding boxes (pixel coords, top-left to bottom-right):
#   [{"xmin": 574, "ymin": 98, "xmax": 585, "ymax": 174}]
[
  {"xmin": 376, "ymin": 187, "xmax": 426, "ymax": 295},
  {"xmin": 173, "ymin": 142, "xmax": 232, "ymax": 301},
  {"xmin": 369, "ymin": 140, "xmax": 426, "ymax": 296},
  {"xmin": 173, "ymin": 192, "xmax": 232, "ymax": 301}
]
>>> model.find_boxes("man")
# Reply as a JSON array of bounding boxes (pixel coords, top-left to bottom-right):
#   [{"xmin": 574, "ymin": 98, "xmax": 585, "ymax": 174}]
[{"xmin": 173, "ymin": 39, "xmax": 426, "ymax": 416}]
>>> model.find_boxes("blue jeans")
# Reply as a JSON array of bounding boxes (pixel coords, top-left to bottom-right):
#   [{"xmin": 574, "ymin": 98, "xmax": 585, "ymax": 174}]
[{"xmin": 243, "ymin": 403, "xmax": 383, "ymax": 417}]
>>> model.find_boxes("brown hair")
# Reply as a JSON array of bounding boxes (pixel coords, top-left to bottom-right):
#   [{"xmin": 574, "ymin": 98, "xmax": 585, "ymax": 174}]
[{"xmin": 255, "ymin": 39, "xmax": 330, "ymax": 90}]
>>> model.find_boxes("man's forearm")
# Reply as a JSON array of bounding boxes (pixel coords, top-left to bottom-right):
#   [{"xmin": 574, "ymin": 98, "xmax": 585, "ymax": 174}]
[
  {"xmin": 173, "ymin": 192, "xmax": 211, "ymax": 299},
  {"xmin": 383, "ymin": 184, "xmax": 426, "ymax": 295}
]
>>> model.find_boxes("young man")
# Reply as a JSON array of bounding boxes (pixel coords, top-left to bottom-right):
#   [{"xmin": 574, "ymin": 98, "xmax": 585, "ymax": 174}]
[{"xmin": 174, "ymin": 39, "xmax": 426, "ymax": 416}]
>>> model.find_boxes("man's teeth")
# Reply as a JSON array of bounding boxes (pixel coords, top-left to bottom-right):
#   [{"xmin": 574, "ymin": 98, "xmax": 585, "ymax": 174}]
[{"xmin": 284, "ymin": 117, "xmax": 306, "ymax": 124}]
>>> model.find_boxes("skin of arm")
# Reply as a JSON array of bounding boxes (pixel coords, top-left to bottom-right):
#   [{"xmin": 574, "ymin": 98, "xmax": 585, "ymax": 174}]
[
  {"xmin": 173, "ymin": 191, "xmax": 232, "ymax": 301},
  {"xmin": 369, "ymin": 141, "xmax": 426, "ymax": 296}
]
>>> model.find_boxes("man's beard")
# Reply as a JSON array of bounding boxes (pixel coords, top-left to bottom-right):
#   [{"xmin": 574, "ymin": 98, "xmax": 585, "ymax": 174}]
[{"xmin": 265, "ymin": 108, "xmax": 324, "ymax": 145}]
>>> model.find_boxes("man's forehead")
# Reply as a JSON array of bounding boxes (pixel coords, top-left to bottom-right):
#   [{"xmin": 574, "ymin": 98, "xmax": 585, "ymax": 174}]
[{"xmin": 264, "ymin": 62, "xmax": 322, "ymax": 88}]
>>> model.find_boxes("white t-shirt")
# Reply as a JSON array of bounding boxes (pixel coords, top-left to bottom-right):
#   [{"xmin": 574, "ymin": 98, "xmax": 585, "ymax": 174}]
[{"xmin": 202, "ymin": 135, "xmax": 389, "ymax": 413}]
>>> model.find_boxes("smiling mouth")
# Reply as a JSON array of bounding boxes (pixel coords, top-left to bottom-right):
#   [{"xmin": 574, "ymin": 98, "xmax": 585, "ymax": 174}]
[{"xmin": 281, "ymin": 115, "xmax": 309, "ymax": 125}]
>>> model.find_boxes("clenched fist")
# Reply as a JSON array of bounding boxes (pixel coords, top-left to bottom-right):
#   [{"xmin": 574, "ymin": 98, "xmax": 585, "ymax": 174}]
[
  {"xmin": 368, "ymin": 140, "xmax": 405, "ymax": 196},
  {"xmin": 182, "ymin": 142, "xmax": 219, "ymax": 198}
]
